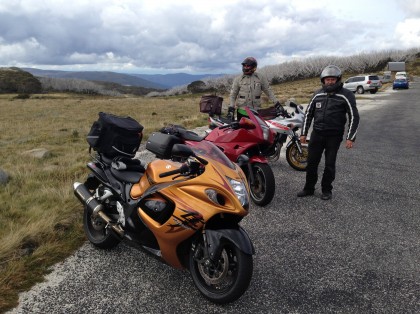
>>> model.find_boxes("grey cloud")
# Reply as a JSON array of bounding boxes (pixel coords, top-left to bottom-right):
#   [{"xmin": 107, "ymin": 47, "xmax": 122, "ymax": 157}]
[
  {"xmin": 400, "ymin": 0, "xmax": 420, "ymax": 18},
  {"xmin": 0, "ymin": 1, "xmax": 416, "ymax": 74}
]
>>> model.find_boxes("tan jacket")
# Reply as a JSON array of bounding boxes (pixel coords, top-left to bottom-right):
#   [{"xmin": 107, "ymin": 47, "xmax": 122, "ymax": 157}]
[{"xmin": 229, "ymin": 72, "xmax": 278, "ymax": 109}]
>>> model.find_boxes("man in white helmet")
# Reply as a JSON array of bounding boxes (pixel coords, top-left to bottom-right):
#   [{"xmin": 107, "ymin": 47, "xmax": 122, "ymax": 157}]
[
  {"xmin": 229, "ymin": 57, "xmax": 281, "ymax": 119},
  {"xmin": 297, "ymin": 65, "xmax": 360, "ymax": 200}
]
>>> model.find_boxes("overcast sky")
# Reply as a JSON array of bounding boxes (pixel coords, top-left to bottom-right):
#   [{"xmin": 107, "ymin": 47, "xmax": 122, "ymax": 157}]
[{"xmin": 1, "ymin": 0, "xmax": 419, "ymax": 74}]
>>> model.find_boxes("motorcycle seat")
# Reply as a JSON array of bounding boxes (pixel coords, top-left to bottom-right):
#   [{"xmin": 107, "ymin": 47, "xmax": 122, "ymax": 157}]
[
  {"xmin": 218, "ymin": 116, "xmax": 234, "ymax": 124},
  {"xmin": 110, "ymin": 167, "xmax": 144, "ymax": 183},
  {"xmin": 179, "ymin": 130, "xmax": 204, "ymax": 142},
  {"xmin": 99, "ymin": 154, "xmax": 145, "ymax": 183},
  {"xmin": 169, "ymin": 127, "xmax": 204, "ymax": 142},
  {"xmin": 160, "ymin": 125, "xmax": 204, "ymax": 142}
]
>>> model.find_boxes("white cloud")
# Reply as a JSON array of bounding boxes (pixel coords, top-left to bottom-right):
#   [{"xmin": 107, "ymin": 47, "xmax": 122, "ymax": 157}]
[
  {"xmin": 0, "ymin": 0, "xmax": 419, "ymax": 74},
  {"xmin": 395, "ymin": 18, "xmax": 420, "ymax": 48}
]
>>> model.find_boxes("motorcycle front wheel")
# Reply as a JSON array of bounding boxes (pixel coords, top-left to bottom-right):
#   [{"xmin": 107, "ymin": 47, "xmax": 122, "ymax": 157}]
[
  {"xmin": 189, "ymin": 239, "xmax": 253, "ymax": 304},
  {"xmin": 286, "ymin": 142, "xmax": 308, "ymax": 171},
  {"xmin": 249, "ymin": 162, "xmax": 275, "ymax": 206},
  {"xmin": 83, "ymin": 192, "xmax": 121, "ymax": 249}
]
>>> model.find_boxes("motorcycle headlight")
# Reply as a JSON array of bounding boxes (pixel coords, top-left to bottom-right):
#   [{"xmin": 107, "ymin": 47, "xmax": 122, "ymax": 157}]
[{"xmin": 227, "ymin": 177, "xmax": 249, "ymax": 208}]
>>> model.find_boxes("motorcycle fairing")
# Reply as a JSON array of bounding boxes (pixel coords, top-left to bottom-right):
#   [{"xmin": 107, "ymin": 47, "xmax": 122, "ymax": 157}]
[{"xmin": 265, "ymin": 120, "xmax": 290, "ymax": 133}]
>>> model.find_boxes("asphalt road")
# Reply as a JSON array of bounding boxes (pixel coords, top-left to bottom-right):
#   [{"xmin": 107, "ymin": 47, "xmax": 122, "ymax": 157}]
[{"xmin": 8, "ymin": 82, "xmax": 420, "ymax": 314}]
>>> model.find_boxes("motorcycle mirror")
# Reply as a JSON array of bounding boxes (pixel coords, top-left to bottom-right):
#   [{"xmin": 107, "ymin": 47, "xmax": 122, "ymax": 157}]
[
  {"xmin": 238, "ymin": 117, "xmax": 256, "ymax": 130},
  {"xmin": 172, "ymin": 144, "xmax": 209, "ymax": 165},
  {"xmin": 171, "ymin": 144, "xmax": 193, "ymax": 158}
]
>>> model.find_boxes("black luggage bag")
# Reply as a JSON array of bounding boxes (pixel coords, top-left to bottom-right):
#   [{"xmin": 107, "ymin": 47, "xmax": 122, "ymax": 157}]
[{"xmin": 87, "ymin": 112, "xmax": 143, "ymax": 158}]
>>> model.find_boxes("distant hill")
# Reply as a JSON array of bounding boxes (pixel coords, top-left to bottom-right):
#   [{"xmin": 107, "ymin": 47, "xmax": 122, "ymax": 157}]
[
  {"xmin": 21, "ymin": 68, "xmax": 167, "ymax": 90},
  {"xmin": 132, "ymin": 73, "xmax": 225, "ymax": 88},
  {"xmin": 0, "ymin": 67, "xmax": 42, "ymax": 93},
  {"xmin": 21, "ymin": 68, "xmax": 226, "ymax": 89}
]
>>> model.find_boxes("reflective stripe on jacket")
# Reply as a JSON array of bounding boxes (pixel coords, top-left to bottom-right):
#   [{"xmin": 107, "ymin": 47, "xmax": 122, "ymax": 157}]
[{"xmin": 302, "ymin": 87, "xmax": 360, "ymax": 141}]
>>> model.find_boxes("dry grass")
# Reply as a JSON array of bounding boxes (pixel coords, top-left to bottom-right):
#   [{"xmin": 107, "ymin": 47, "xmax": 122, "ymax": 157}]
[
  {"xmin": 0, "ymin": 93, "xmax": 210, "ymax": 312},
  {"xmin": 0, "ymin": 72, "xmax": 402, "ymax": 312}
]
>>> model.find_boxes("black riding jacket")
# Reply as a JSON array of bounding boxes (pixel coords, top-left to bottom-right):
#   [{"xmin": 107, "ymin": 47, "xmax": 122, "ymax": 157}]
[{"xmin": 302, "ymin": 83, "xmax": 360, "ymax": 141}]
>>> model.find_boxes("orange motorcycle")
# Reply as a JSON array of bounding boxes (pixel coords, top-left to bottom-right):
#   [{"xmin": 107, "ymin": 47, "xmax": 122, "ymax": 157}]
[{"xmin": 74, "ymin": 112, "xmax": 254, "ymax": 304}]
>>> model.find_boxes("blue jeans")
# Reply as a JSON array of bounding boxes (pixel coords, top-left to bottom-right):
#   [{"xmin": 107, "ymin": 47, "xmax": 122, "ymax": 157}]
[{"xmin": 304, "ymin": 132, "xmax": 342, "ymax": 194}]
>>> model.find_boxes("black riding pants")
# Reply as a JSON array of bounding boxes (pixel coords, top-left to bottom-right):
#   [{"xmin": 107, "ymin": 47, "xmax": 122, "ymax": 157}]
[{"xmin": 304, "ymin": 132, "xmax": 342, "ymax": 193}]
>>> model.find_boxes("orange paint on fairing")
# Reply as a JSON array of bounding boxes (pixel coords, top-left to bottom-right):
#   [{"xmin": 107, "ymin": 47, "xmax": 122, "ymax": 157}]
[{"xmin": 134, "ymin": 154, "xmax": 249, "ymax": 268}]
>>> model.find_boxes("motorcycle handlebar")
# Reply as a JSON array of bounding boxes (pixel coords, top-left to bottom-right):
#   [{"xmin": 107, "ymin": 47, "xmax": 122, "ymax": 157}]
[
  {"xmin": 194, "ymin": 155, "xmax": 208, "ymax": 165},
  {"xmin": 159, "ymin": 164, "xmax": 190, "ymax": 178},
  {"xmin": 277, "ymin": 110, "xmax": 292, "ymax": 119}
]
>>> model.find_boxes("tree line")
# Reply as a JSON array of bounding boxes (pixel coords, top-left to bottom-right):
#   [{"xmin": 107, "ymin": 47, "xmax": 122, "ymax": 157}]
[
  {"xmin": 148, "ymin": 48, "xmax": 420, "ymax": 97},
  {"xmin": 1, "ymin": 48, "xmax": 419, "ymax": 97}
]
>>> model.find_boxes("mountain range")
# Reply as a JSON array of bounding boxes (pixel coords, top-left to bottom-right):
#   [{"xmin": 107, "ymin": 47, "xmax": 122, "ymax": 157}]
[{"xmin": 22, "ymin": 68, "xmax": 225, "ymax": 90}]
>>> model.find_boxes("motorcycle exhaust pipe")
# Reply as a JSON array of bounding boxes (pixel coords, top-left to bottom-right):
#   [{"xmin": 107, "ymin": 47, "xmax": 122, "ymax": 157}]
[
  {"xmin": 73, "ymin": 182, "xmax": 103, "ymax": 215},
  {"xmin": 73, "ymin": 182, "xmax": 124, "ymax": 238}
]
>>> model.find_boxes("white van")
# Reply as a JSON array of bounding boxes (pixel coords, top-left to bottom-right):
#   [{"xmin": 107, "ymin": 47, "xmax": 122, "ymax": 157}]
[{"xmin": 395, "ymin": 71, "xmax": 407, "ymax": 80}]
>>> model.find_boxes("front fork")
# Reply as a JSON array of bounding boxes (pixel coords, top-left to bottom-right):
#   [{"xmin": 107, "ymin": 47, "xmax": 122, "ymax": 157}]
[
  {"xmin": 289, "ymin": 132, "xmax": 305, "ymax": 154},
  {"xmin": 192, "ymin": 228, "xmax": 214, "ymax": 268},
  {"xmin": 245, "ymin": 162, "xmax": 255, "ymax": 186}
]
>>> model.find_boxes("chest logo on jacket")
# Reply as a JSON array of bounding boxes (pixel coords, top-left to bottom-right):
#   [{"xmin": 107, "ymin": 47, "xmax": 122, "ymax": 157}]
[{"xmin": 316, "ymin": 102, "xmax": 322, "ymax": 109}]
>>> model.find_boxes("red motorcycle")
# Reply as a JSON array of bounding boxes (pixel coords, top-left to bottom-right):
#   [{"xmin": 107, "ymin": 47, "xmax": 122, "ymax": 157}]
[
  {"xmin": 153, "ymin": 106, "xmax": 277, "ymax": 206},
  {"xmin": 209, "ymin": 101, "xmax": 308, "ymax": 171}
]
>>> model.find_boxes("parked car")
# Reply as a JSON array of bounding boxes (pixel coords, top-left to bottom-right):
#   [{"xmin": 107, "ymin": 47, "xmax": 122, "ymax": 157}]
[
  {"xmin": 343, "ymin": 75, "xmax": 382, "ymax": 94},
  {"xmin": 395, "ymin": 71, "xmax": 408, "ymax": 80},
  {"xmin": 380, "ymin": 74, "xmax": 392, "ymax": 83},
  {"xmin": 392, "ymin": 78, "xmax": 409, "ymax": 89}
]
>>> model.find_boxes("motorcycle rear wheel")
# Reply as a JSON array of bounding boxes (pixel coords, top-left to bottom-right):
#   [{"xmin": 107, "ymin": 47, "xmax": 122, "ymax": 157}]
[
  {"xmin": 83, "ymin": 200, "xmax": 121, "ymax": 249},
  {"xmin": 249, "ymin": 162, "xmax": 275, "ymax": 206},
  {"xmin": 286, "ymin": 142, "xmax": 308, "ymax": 171},
  {"xmin": 189, "ymin": 239, "xmax": 253, "ymax": 304}
]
